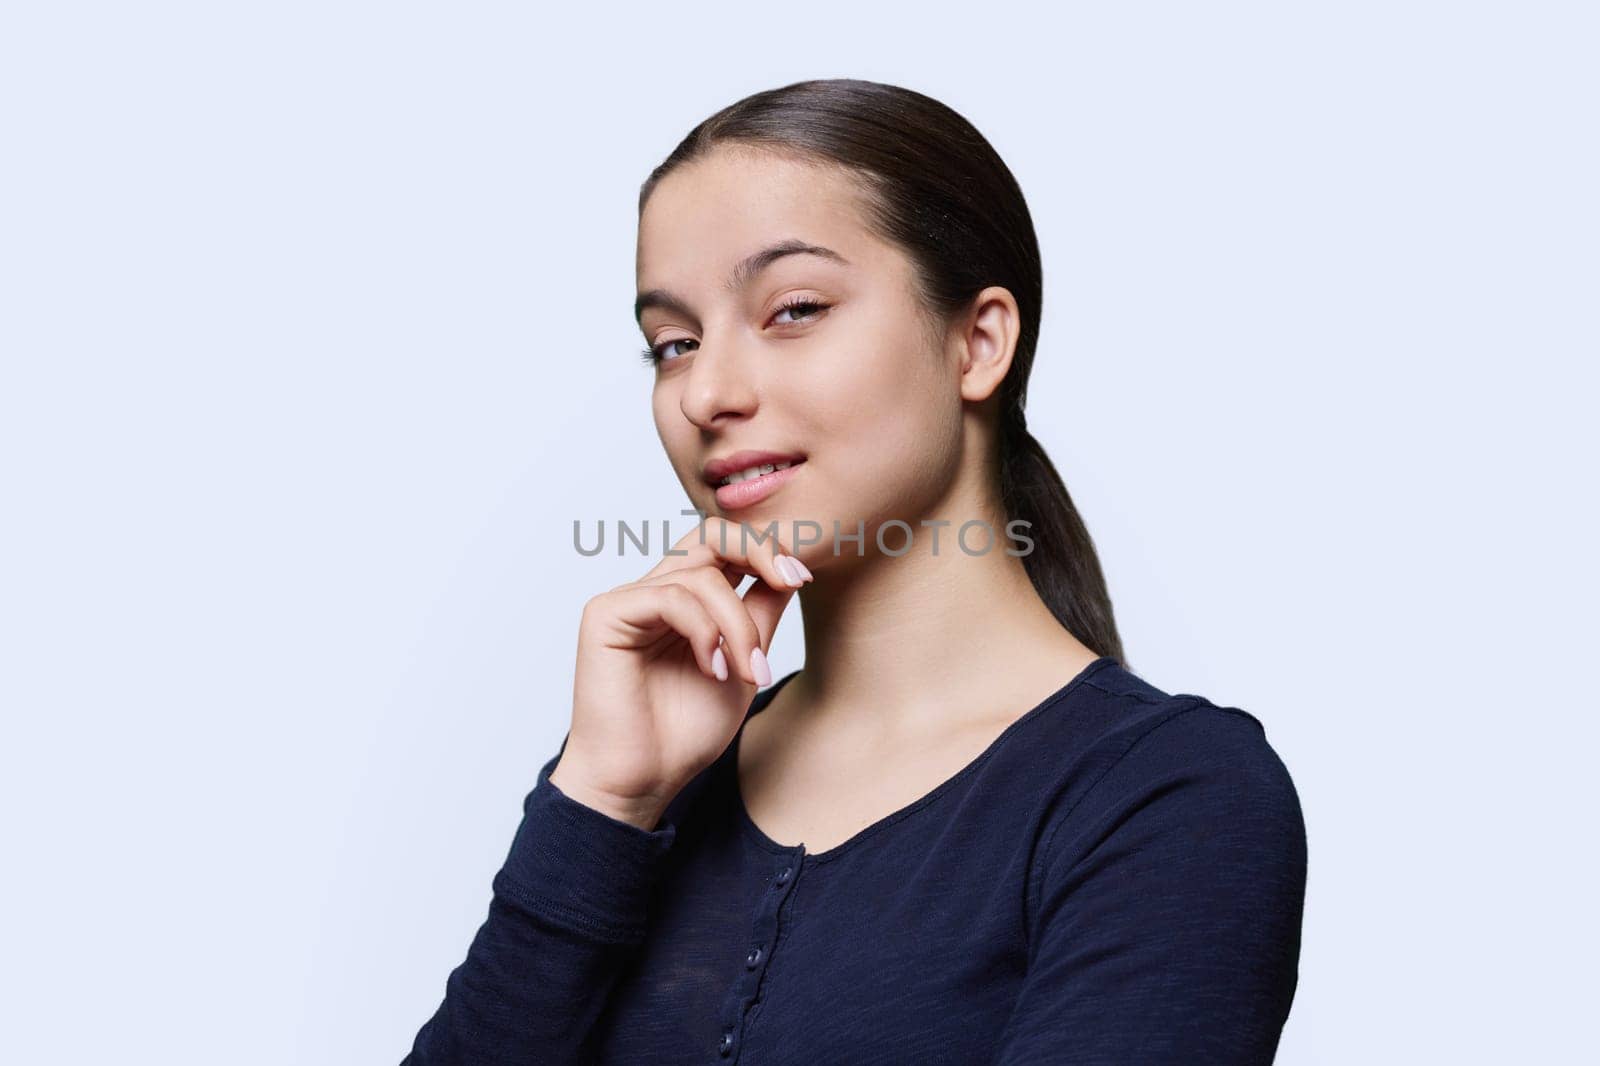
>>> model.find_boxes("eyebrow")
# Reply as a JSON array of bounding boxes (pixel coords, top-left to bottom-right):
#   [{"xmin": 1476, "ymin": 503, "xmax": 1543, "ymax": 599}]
[{"xmin": 634, "ymin": 239, "xmax": 851, "ymax": 327}]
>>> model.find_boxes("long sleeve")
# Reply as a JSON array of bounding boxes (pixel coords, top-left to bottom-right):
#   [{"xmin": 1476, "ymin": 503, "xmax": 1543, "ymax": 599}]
[
  {"xmin": 993, "ymin": 702, "xmax": 1307, "ymax": 1065},
  {"xmin": 401, "ymin": 733, "xmax": 678, "ymax": 1066}
]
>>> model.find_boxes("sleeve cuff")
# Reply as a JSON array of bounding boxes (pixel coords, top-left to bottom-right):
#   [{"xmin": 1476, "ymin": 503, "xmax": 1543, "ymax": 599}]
[{"xmin": 493, "ymin": 738, "xmax": 679, "ymax": 945}]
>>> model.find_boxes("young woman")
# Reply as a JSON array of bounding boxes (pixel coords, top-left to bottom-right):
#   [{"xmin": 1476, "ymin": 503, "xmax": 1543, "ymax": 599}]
[{"xmin": 404, "ymin": 78, "xmax": 1306, "ymax": 1065}]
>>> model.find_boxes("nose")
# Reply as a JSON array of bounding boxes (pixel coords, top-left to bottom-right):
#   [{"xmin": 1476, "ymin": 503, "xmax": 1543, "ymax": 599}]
[{"xmin": 677, "ymin": 334, "xmax": 760, "ymax": 431}]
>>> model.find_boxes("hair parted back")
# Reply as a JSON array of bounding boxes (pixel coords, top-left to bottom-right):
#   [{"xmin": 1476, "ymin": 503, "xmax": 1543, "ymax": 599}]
[{"xmin": 639, "ymin": 78, "xmax": 1124, "ymax": 664}]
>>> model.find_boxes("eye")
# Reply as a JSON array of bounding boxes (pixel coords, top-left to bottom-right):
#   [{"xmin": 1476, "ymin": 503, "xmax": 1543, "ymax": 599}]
[
  {"xmin": 771, "ymin": 295, "xmax": 831, "ymax": 326},
  {"xmin": 637, "ymin": 296, "xmax": 831, "ymax": 368},
  {"xmin": 639, "ymin": 337, "xmax": 697, "ymax": 366}
]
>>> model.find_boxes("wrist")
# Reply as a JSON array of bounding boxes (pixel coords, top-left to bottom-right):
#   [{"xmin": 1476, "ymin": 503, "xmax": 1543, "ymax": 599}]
[{"xmin": 548, "ymin": 761, "xmax": 669, "ymax": 831}]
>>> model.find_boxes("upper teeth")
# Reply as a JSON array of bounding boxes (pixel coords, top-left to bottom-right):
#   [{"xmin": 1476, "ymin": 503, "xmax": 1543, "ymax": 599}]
[{"xmin": 720, "ymin": 461, "xmax": 792, "ymax": 486}]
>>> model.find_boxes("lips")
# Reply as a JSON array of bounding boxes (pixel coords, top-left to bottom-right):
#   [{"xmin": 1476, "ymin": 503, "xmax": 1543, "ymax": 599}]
[
  {"xmin": 712, "ymin": 460, "xmax": 805, "ymax": 511},
  {"xmin": 702, "ymin": 449, "xmax": 808, "ymax": 488}
]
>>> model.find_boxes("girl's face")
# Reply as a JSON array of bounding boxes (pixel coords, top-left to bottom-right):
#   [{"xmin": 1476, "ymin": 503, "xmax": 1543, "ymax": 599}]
[{"xmin": 636, "ymin": 146, "xmax": 966, "ymax": 569}]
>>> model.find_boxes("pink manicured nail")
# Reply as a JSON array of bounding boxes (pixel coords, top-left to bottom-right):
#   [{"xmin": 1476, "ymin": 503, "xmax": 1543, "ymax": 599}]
[
  {"xmin": 773, "ymin": 555, "xmax": 801, "ymax": 587},
  {"xmin": 750, "ymin": 646, "xmax": 772, "ymax": 686},
  {"xmin": 787, "ymin": 556, "xmax": 813, "ymax": 582},
  {"xmin": 712, "ymin": 645, "xmax": 728, "ymax": 681}
]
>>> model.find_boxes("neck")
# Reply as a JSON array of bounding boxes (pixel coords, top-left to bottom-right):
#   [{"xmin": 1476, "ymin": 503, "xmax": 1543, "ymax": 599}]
[{"xmin": 784, "ymin": 491, "xmax": 1100, "ymax": 730}]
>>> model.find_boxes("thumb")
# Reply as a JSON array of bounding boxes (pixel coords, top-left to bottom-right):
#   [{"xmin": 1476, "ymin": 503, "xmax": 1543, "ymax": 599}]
[{"xmin": 740, "ymin": 575, "xmax": 798, "ymax": 653}]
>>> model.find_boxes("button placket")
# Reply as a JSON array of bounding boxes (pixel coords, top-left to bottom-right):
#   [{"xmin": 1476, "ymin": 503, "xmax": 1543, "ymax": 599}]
[{"xmin": 713, "ymin": 845, "xmax": 805, "ymax": 1060}]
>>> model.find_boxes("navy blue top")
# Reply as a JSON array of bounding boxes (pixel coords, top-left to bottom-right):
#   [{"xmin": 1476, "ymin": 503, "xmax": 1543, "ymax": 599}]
[{"xmin": 402, "ymin": 656, "xmax": 1307, "ymax": 1064}]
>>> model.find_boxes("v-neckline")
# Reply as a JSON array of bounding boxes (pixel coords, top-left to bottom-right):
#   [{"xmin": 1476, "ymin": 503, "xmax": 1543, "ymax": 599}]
[{"xmin": 730, "ymin": 655, "xmax": 1117, "ymax": 864}]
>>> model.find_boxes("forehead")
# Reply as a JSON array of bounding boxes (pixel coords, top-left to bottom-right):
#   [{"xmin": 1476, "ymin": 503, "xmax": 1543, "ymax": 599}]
[{"xmin": 636, "ymin": 147, "xmax": 881, "ymax": 283}]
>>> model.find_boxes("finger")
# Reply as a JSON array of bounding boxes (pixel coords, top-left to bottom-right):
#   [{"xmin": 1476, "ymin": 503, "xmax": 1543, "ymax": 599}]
[
  {"xmin": 707, "ymin": 516, "xmax": 811, "ymax": 594},
  {"xmin": 739, "ymin": 568, "xmax": 800, "ymax": 653},
  {"xmin": 637, "ymin": 566, "xmax": 767, "ymax": 685},
  {"xmin": 599, "ymin": 583, "xmax": 726, "ymax": 682},
  {"xmin": 643, "ymin": 516, "xmax": 808, "ymax": 595},
  {"xmin": 639, "ymin": 517, "xmax": 735, "ymax": 580}
]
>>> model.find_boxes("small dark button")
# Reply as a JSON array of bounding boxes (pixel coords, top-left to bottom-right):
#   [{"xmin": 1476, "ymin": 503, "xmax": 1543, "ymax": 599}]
[
  {"xmin": 718, "ymin": 1028, "xmax": 734, "ymax": 1056},
  {"xmin": 745, "ymin": 945, "xmax": 763, "ymax": 968},
  {"xmin": 774, "ymin": 866, "xmax": 792, "ymax": 886}
]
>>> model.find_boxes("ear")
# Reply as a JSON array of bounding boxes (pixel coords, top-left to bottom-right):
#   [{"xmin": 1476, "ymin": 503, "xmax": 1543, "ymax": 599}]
[{"xmin": 955, "ymin": 286, "xmax": 1020, "ymax": 404}]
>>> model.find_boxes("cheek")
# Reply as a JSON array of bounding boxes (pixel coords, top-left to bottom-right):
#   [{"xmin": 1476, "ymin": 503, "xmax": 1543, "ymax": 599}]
[
  {"xmin": 650, "ymin": 392, "xmax": 673, "ymax": 452},
  {"xmin": 652, "ymin": 383, "xmax": 699, "ymax": 441},
  {"xmin": 795, "ymin": 326, "xmax": 959, "ymax": 506},
  {"xmin": 651, "ymin": 389, "xmax": 699, "ymax": 484},
  {"xmin": 825, "ymin": 320, "xmax": 949, "ymax": 434}
]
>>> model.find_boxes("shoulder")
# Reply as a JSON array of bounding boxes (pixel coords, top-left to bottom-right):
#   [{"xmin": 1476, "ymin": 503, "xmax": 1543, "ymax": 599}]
[
  {"xmin": 1095, "ymin": 691, "xmax": 1299, "ymax": 812},
  {"xmin": 1027, "ymin": 662, "xmax": 1306, "ymax": 896},
  {"xmin": 1037, "ymin": 660, "xmax": 1300, "ymax": 812}
]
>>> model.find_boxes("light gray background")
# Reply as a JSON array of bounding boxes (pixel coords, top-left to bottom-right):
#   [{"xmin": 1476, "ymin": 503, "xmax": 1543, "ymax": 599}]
[{"xmin": 2, "ymin": 2, "xmax": 1594, "ymax": 1063}]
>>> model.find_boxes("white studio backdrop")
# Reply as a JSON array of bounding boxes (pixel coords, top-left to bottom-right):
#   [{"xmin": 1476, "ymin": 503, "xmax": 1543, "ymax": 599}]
[{"xmin": 1, "ymin": 3, "xmax": 1594, "ymax": 1063}]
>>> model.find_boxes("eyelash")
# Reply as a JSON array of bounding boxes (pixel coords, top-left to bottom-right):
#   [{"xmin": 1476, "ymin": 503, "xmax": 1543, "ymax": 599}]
[{"xmin": 639, "ymin": 295, "xmax": 832, "ymax": 366}]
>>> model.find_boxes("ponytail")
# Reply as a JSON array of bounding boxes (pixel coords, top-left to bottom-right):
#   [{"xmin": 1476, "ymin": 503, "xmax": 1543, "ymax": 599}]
[{"xmin": 999, "ymin": 412, "xmax": 1125, "ymax": 664}]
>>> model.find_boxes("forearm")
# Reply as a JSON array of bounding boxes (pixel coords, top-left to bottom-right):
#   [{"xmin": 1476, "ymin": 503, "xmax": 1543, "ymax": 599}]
[{"xmin": 402, "ymin": 745, "xmax": 678, "ymax": 1065}]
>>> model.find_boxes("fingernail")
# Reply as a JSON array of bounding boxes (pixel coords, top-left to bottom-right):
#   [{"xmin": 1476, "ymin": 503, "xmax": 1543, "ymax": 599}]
[
  {"xmin": 774, "ymin": 555, "xmax": 803, "ymax": 587},
  {"xmin": 750, "ymin": 646, "xmax": 772, "ymax": 686},
  {"xmin": 787, "ymin": 556, "xmax": 813, "ymax": 582},
  {"xmin": 712, "ymin": 645, "xmax": 728, "ymax": 681}
]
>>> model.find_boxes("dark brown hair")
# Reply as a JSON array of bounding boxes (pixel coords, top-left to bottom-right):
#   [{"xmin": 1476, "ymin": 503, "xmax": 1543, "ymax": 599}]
[{"xmin": 638, "ymin": 78, "xmax": 1125, "ymax": 664}]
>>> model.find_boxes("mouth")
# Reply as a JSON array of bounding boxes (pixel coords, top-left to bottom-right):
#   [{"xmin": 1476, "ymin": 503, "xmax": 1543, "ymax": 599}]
[
  {"xmin": 710, "ymin": 458, "xmax": 804, "ymax": 488},
  {"xmin": 702, "ymin": 450, "xmax": 807, "ymax": 511},
  {"xmin": 702, "ymin": 450, "xmax": 808, "ymax": 488}
]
